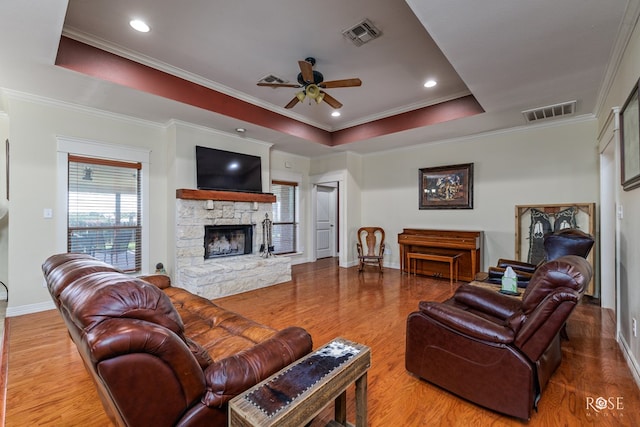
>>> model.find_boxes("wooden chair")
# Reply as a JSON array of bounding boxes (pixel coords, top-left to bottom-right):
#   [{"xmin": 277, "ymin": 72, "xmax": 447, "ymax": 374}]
[{"xmin": 356, "ymin": 227, "xmax": 385, "ymax": 274}]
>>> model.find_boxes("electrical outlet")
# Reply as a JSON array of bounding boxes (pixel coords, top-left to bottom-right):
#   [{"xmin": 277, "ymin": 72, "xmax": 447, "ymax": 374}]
[{"xmin": 633, "ymin": 318, "xmax": 637, "ymax": 338}]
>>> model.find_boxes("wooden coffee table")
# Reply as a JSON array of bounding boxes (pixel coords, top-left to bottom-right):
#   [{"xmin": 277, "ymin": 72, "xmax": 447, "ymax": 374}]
[{"xmin": 229, "ymin": 337, "xmax": 371, "ymax": 427}]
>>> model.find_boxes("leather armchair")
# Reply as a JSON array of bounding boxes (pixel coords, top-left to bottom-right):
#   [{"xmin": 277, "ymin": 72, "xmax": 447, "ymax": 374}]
[
  {"xmin": 486, "ymin": 228, "xmax": 594, "ymax": 287},
  {"xmin": 405, "ymin": 255, "xmax": 592, "ymax": 419}
]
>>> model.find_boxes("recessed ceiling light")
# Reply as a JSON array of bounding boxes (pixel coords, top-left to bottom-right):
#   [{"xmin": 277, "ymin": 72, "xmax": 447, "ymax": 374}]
[
  {"xmin": 235, "ymin": 127, "xmax": 246, "ymax": 133},
  {"xmin": 331, "ymin": 111, "xmax": 341, "ymax": 117},
  {"xmin": 424, "ymin": 79, "xmax": 437, "ymax": 88},
  {"xmin": 129, "ymin": 19, "xmax": 150, "ymax": 33}
]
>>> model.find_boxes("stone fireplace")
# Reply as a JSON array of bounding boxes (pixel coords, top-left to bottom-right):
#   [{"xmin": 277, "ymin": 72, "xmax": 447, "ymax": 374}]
[{"xmin": 175, "ymin": 189, "xmax": 291, "ymax": 299}]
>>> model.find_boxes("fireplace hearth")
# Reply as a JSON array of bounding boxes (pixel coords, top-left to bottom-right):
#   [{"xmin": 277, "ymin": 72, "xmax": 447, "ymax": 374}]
[{"xmin": 204, "ymin": 224, "xmax": 253, "ymax": 259}]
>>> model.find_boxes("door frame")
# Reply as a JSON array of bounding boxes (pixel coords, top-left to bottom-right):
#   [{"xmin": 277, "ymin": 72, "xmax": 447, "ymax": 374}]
[
  {"xmin": 311, "ymin": 171, "xmax": 348, "ymax": 267},
  {"xmin": 315, "ymin": 183, "xmax": 338, "ymax": 259},
  {"xmin": 598, "ymin": 107, "xmax": 620, "ymax": 331}
]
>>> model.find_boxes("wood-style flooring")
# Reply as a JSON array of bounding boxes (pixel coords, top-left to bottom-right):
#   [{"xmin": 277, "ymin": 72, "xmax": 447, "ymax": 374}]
[{"xmin": 3, "ymin": 258, "xmax": 639, "ymax": 426}]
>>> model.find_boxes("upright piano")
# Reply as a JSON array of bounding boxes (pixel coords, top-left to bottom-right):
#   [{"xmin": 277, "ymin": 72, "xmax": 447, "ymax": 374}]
[{"xmin": 398, "ymin": 229, "xmax": 483, "ymax": 282}]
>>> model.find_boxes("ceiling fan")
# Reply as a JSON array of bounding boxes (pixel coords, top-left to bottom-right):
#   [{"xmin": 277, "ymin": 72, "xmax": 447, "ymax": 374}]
[{"xmin": 257, "ymin": 57, "xmax": 362, "ymax": 109}]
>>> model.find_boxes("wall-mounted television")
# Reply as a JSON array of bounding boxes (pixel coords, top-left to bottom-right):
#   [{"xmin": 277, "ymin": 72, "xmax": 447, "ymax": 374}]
[{"xmin": 196, "ymin": 146, "xmax": 263, "ymax": 193}]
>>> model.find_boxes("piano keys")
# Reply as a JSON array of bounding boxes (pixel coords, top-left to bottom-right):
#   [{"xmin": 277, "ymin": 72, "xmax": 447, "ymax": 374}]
[{"xmin": 398, "ymin": 229, "xmax": 483, "ymax": 282}]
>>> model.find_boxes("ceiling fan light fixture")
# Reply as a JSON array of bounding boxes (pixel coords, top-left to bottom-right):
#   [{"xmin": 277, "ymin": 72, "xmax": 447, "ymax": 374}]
[
  {"xmin": 259, "ymin": 58, "xmax": 360, "ymax": 109},
  {"xmin": 306, "ymin": 84, "xmax": 320, "ymax": 100}
]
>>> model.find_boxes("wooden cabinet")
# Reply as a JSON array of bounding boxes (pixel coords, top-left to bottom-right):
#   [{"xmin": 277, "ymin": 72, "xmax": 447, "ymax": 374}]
[{"xmin": 398, "ymin": 229, "xmax": 483, "ymax": 282}]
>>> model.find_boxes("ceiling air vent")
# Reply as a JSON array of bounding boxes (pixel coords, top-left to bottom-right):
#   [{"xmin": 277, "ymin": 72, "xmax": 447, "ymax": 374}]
[
  {"xmin": 522, "ymin": 100, "xmax": 577, "ymax": 123},
  {"xmin": 342, "ymin": 19, "xmax": 382, "ymax": 46},
  {"xmin": 257, "ymin": 74, "xmax": 289, "ymax": 85}
]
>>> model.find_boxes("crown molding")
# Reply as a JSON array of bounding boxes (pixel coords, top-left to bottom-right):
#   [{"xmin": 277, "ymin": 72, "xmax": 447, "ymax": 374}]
[
  {"xmin": 594, "ymin": 0, "xmax": 640, "ymax": 118},
  {"xmin": 2, "ymin": 88, "xmax": 164, "ymax": 129},
  {"xmin": 61, "ymin": 28, "xmax": 331, "ymax": 132},
  {"xmin": 367, "ymin": 113, "xmax": 597, "ymax": 157}
]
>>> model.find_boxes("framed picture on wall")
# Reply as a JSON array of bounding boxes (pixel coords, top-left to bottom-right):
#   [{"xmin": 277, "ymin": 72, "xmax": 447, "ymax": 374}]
[
  {"xmin": 620, "ymin": 78, "xmax": 640, "ymax": 191},
  {"xmin": 418, "ymin": 163, "xmax": 473, "ymax": 209}
]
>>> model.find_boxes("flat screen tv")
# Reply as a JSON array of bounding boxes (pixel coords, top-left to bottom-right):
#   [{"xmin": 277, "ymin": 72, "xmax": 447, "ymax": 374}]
[{"xmin": 195, "ymin": 146, "xmax": 263, "ymax": 193}]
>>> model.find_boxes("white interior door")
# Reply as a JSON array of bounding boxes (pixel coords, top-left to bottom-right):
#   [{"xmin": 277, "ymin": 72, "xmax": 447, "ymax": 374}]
[{"xmin": 316, "ymin": 185, "xmax": 337, "ymax": 259}]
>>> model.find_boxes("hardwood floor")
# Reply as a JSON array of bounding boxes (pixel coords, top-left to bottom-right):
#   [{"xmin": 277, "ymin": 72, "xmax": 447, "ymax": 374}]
[{"xmin": 3, "ymin": 258, "xmax": 639, "ymax": 426}]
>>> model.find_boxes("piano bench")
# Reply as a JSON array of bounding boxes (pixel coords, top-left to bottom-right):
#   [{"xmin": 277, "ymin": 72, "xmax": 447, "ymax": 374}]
[{"xmin": 407, "ymin": 252, "xmax": 462, "ymax": 291}]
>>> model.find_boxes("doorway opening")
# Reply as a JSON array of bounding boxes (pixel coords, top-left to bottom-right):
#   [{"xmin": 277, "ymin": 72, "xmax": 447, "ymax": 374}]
[{"xmin": 315, "ymin": 183, "xmax": 338, "ymax": 259}]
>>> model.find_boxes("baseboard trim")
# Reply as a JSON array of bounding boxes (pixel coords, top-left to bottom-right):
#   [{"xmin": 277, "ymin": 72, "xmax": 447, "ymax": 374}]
[
  {"xmin": 6, "ymin": 301, "xmax": 56, "ymax": 318},
  {"xmin": 618, "ymin": 331, "xmax": 640, "ymax": 390}
]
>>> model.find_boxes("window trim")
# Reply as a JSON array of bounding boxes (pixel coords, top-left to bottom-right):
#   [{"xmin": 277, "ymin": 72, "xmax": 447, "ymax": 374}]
[
  {"xmin": 271, "ymin": 180, "xmax": 298, "ymax": 255},
  {"xmin": 57, "ymin": 136, "xmax": 150, "ymax": 273},
  {"xmin": 67, "ymin": 155, "xmax": 142, "ymax": 272},
  {"xmin": 271, "ymin": 170, "xmax": 302, "ymax": 255}
]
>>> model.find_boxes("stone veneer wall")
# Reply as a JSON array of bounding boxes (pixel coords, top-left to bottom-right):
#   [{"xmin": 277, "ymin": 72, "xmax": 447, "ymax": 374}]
[{"xmin": 175, "ymin": 198, "xmax": 291, "ymax": 299}]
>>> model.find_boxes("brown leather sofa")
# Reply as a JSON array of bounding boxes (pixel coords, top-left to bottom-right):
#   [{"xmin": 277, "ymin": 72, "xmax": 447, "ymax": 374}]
[
  {"xmin": 42, "ymin": 253, "xmax": 313, "ymax": 427},
  {"xmin": 405, "ymin": 255, "xmax": 592, "ymax": 420}
]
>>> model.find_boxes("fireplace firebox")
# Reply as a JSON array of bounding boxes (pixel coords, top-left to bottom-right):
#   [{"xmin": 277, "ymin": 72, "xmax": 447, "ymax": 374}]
[{"xmin": 204, "ymin": 225, "xmax": 253, "ymax": 259}]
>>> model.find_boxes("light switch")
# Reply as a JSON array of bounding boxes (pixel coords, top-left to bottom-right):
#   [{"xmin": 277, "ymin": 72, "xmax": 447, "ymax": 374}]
[{"xmin": 43, "ymin": 208, "xmax": 53, "ymax": 219}]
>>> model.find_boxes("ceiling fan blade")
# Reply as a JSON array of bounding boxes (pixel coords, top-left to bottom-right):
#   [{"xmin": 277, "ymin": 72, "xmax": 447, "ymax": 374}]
[
  {"xmin": 321, "ymin": 92, "xmax": 343, "ymax": 109},
  {"xmin": 319, "ymin": 78, "xmax": 362, "ymax": 88},
  {"xmin": 298, "ymin": 60, "xmax": 314, "ymax": 84},
  {"xmin": 257, "ymin": 82, "xmax": 301, "ymax": 88},
  {"xmin": 284, "ymin": 97, "xmax": 300, "ymax": 109}
]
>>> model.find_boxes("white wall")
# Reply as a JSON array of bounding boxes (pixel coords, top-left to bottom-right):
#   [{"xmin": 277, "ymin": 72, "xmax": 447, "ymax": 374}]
[
  {"xmin": 164, "ymin": 121, "xmax": 273, "ymax": 275},
  {"xmin": 598, "ymin": 11, "xmax": 640, "ymax": 382},
  {"xmin": 270, "ymin": 150, "xmax": 312, "ymax": 265},
  {"xmin": 0, "ymin": 112, "xmax": 8, "ymax": 292},
  {"xmin": 4, "ymin": 94, "xmax": 167, "ymax": 314},
  {"xmin": 308, "ymin": 152, "xmax": 363, "ymax": 267},
  {"xmin": 361, "ymin": 119, "xmax": 599, "ymax": 271}
]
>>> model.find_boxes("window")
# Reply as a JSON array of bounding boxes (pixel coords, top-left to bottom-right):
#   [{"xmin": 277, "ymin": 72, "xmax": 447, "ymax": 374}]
[
  {"xmin": 271, "ymin": 180, "xmax": 297, "ymax": 254},
  {"xmin": 67, "ymin": 155, "xmax": 141, "ymax": 272}
]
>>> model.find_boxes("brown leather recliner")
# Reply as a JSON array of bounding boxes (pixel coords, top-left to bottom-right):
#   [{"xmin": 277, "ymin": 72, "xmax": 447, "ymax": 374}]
[
  {"xmin": 42, "ymin": 253, "xmax": 313, "ymax": 427},
  {"xmin": 405, "ymin": 255, "xmax": 592, "ymax": 420},
  {"xmin": 486, "ymin": 228, "xmax": 594, "ymax": 288}
]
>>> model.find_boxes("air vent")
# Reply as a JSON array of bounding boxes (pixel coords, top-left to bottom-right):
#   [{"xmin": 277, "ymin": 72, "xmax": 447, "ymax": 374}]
[
  {"xmin": 522, "ymin": 100, "xmax": 577, "ymax": 123},
  {"xmin": 257, "ymin": 74, "xmax": 289, "ymax": 85},
  {"xmin": 342, "ymin": 19, "xmax": 382, "ymax": 46}
]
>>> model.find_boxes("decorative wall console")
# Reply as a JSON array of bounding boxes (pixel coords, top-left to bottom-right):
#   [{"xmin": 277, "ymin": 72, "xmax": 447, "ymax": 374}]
[{"xmin": 515, "ymin": 203, "xmax": 596, "ymax": 295}]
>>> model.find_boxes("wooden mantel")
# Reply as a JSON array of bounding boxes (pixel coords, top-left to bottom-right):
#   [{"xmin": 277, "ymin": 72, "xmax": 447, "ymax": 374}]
[{"xmin": 176, "ymin": 189, "xmax": 276, "ymax": 203}]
